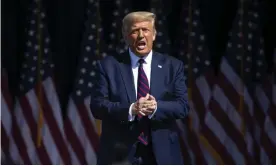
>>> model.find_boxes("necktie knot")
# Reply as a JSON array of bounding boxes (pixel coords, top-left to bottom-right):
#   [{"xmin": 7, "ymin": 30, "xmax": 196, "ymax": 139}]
[{"xmin": 138, "ymin": 59, "xmax": 145, "ymax": 65}]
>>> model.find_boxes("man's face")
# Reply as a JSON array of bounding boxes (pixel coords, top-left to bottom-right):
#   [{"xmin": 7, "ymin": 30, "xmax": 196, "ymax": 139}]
[{"xmin": 124, "ymin": 21, "xmax": 156, "ymax": 56}]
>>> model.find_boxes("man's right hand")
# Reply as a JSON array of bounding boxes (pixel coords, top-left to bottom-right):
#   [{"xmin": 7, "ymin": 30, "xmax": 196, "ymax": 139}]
[{"xmin": 132, "ymin": 94, "xmax": 155, "ymax": 116}]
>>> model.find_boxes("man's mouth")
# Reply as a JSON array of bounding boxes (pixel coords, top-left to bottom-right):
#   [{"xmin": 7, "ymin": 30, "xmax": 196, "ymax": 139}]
[{"xmin": 137, "ymin": 41, "xmax": 146, "ymax": 50}]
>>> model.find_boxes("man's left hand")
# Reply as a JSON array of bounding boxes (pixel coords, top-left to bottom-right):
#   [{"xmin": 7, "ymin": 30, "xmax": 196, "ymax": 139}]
[{"xmin": 142, "ymin": 95, "xmax": 157, "ymax": 114}]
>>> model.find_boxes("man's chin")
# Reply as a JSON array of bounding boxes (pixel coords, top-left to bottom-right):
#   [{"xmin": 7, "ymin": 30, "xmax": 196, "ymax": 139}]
[{"xmin": 135, "ymin": 49, "xmax": 150, "ymax": 56}]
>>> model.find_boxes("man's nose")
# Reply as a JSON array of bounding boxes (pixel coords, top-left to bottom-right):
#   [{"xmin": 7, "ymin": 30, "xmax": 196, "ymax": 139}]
[{"xmin": 138, "ymin": 29, "xmax": 144, "ymax": 38}]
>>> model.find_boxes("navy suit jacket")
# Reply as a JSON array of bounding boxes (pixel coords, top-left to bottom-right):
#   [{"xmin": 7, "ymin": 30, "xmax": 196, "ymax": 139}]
[{"xmin": 90, "ymin": 51, "xmax": 190, "ymax": 164}]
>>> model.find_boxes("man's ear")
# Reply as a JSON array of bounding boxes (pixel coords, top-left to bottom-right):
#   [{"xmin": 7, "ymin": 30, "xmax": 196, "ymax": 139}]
[{"xmin": 153, "ymin": 29, "xmax": 157, "ymax": 41}]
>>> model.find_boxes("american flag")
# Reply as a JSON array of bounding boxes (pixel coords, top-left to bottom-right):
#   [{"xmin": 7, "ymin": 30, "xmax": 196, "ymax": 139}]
[
  {"xmin": 1, "ymin": 69, "xmax": 14, "ymax": 163},
  {"xmin": 108, "ymin": 0, "xmax": 131, "ymax": 55},
  {"xmin": 150, "ymin": 0, "xmax": 171, "ymax": 53},
  {"xmin": 176, "ymin": 0, "xmax": 218, "ymax": 164},
  {"xmin": 64, "ymin": 0, "xmax": 103, "ymax": 164},
  {"xmin": 253, "ymin": 1, "xmax": 276, "ymax": 163},
  {"xmin": 206, "ymin": 0, "xmax": 260, "ymax": 164},
  {"xmin": 12, "ymin": 0, "xmax": 71, "ymax": 164}
]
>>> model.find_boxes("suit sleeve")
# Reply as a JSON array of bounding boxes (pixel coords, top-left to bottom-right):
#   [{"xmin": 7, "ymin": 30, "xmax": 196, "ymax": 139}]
[
  {"xmin": 90, "ymin": 60, "xmax": 130, "ymax": 122},
  {"xmin": 152, "ymin": 61, "xmax": 190, "ymax": 122}
]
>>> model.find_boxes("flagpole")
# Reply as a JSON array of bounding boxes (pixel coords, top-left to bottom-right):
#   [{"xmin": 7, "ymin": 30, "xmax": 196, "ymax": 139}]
[
  {"xmin": 238, "ymin": 0, "xmax": 245, "ymax": 136},
  {"xmin": 185, "ymin": 1, "xmax": 224, "ymax": 164},
  {"xmin": 36, "ymin": 0, "xmax": 44, "ymax": 148},
  {"xmin": 95, "ymin": 0, "xmax": 102, "ymax": 136}
]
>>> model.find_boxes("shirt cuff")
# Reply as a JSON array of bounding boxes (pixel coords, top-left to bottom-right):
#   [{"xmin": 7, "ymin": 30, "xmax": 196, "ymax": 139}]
[
  {"xmin": 148, "ymin": 104, "xmax": 157, "ymax": 119},
  {"xmin": 128, "ymin": 103, "xmax": 135, "ymax": 122}
]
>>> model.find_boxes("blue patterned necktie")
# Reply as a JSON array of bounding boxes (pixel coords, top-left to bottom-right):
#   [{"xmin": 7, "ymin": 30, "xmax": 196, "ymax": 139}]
[{"xmin": 137, "ymin": 58, "xmax": 150, "ymax": 145}]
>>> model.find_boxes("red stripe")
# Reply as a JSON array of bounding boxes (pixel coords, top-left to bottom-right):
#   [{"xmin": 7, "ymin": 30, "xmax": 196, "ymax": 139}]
[
  {"xmin": 216, "ymin": 71, "xmax": 253, "ymax": 163},
  {"xmin": 19, "ymin": 96, "xmax": 52, "ymax": 164},
  {"xmin": 139, "ymin": 73, "xmax": 148, "ymax": 82},
  {"xmin": 76, "ymin": 103, "xmax": 99, "ymax": 153},
  {"xmin": 260, "ymin": 77, "xmax": 276, "ymax": 127},
  {"xmin": 138, "ymin": 80, "xmax": 149, "ymax": 90},
  {"xmin": 253, "ymin": 98, "xmax": 274, "ymax": 163},
  {"xmin": 138, "ymin": 86, "xmax": 148, "ymax": 95},
  {"xmin": 209, "ymin": 98, "xmax": 251, "ymax": 163},
  {"xmin": 1, "ymin": 123, "xmax": 11, "ymax": 158},
  {"xmin": 34, "ymin": 82, "xmax": 71, "ymax": 164},
  {"xmin": 268, "ymin": 104, "xmax": 276, "ymax": 127},
  {"xmin": 11, "ymin": 115, "xmax": 32, "ymax": 164},
  {"xmin": 2, "ymin": 70, "xmax": 31, "ymax": 164},
  {"xmin": 260, "ymin": 127, "xmax": 276, "ymax": 163},
  {"xmin": 64, "ymin": 119, "xmax": 88, "ymax": 164},
  {"xmin": 191, "ymin": 72, "xmax": 234, "ymax": 164},
  {"xmin": 1, "ymin": 76, "xmax": 13, "ymax": 111},
  {"xmin": 185, "ymin": 118, "xmax": 206, "ymax": 164},
  {"xmin": 138, "ymin": 136, "xmax": 148, "ymax": 145},
  {"xmin": 176, "ymin": 126, "xmax": 192, "ymax": 164},
  {"xmin": 190, "ymin": 73, "xmax": 223, "ymax": 164},
  {"xmin": 201, "ymin": 123, "xmax": 235, "ymax": 164}
]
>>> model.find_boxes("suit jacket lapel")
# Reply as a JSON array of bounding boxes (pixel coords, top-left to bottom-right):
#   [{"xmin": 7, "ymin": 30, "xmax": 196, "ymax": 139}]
[
  {"xmin": 118, "ymin": 52, "xmax": 136, "ymax": 103},
  {"xmin": 150, "ymin": 52, "xmax": 165, "ymax": 98}
]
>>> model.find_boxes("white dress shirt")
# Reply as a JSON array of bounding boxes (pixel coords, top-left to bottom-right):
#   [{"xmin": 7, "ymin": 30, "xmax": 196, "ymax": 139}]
[{"xmin": 128, "ymin": 48, "xmax": 157, "ymax": 121}]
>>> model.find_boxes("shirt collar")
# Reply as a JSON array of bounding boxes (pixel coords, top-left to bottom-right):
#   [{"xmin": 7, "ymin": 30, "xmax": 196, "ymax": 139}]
[{"xmin": 128, "ymin": 48, "xmax": 153, "ymax": 66}]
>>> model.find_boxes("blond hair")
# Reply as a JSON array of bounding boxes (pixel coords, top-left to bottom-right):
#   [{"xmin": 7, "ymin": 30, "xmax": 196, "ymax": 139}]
[{"xmin": 122, "ymin": 11, "xmax": 156, "ymax": 35}]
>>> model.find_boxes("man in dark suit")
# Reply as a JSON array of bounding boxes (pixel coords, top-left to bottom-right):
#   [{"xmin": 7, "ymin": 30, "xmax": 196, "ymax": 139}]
[{"xmin": 91, "ymin": 11, "xmax": 190, "ymax": 164}]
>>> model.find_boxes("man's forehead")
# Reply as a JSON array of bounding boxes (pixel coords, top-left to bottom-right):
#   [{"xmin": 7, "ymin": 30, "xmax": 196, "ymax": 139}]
[{"xmin": 130, "ymin": 20, "xmax": 153, "ymax": 28}]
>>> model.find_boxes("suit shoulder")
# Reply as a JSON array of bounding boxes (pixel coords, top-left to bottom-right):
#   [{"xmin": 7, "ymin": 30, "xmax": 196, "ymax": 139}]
[
  {"xmin": 98, "ymin": 55, "xmax": 117, "ymax": 64},
  {"xmin": 154, "ymin": 52, "xmax": 183, "ymax": 65}
]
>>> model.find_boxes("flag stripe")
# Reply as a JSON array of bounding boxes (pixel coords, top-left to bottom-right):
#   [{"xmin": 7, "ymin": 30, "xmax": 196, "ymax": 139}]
[
  {"xmin": 65, "ymin": 119, "xmax": 88, "ymax": 164},
  {"xmin": 19, "ymin": 96, "xmax": 51, "ymax": 164},
  {"xmin": 1, "ymin": 123, "xmax": 11, "ymax": 158},
  {"xmin": 190, "ymin": 73, "xmax": 225, "ymax": 164},
  {"xmin": 76, "ymin": 103, "xmax": 99, "ymax": 153},
  {"xmin": 34, "ymin": 80, "xmax": 71, "ymax": 164},
  {"xmin": 203, "ymin": 112, "xmax": 235, "ymax": 164},
  {"xmin": 11, "ymin": 108, "xmax": 32, "ymax": 164}
]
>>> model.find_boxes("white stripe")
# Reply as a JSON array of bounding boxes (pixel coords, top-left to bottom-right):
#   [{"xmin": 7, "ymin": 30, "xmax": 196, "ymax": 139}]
[
  {"xmin": 75, "ymin": 100, "xmax": 97, "ymax": 164},
  {"xmin": 205, "ymin": 112, "xmax": 245, "ymax": 164},
  {"xmin": 196, "ymin": 76, "xmax": 212, "ymax": 107},
  {"xmin": 67, "ymin": 140, "xmax": 79, "ymax": 164},
  {"xmin": 220, "ymin": 59, "xmax": 255, "ymax": 159},
  {"xmin": 260, "ymin": 147, "xmax": 271, "ymax": 164},
  {"xmin": 243, "ymin": 88, "xmax": 254, "ymax": 116},
  {"xmin": 84, "ymin": 96, "xmax": 97, "ymax": 131},
  {"xmin": 199, "ymin": 141, "xmax": 216, "ymax": 164},
  {"xmin": 213, "ymin": 85, "xmax": 243, "ymax": 131},
  {"xmin": 67, "ymin": 98, "xmax": 97, "ymax": 164},
  {"xmin": 255, "ymin": 86, "xmax": 270, "ymax": 114},
  {"xmin": 43, "ymin": 77, "xmax": 68, "ymax": 164},
  {"xmin": 43, "ymin": 77, "xmax": 64, "ymax": 132},
  {"xmin": 220, "ymin": 58, "xmax": 243, "ymax": 96},
  {"xmin": 176, "ymin": 120, "xmax": 195, "ymax": 164},
  {"xmin": 1, "ymin": 93, "xmax": 12, "ymax": 137},
  {"xmin": 26, "ymin": 90, "xmax": 62, "ymax": 164},
  {"xmin": 264, "ymin": 116, "xmax": 276, "ymax": 145},
  {"xmin": 14, "ymin": 100, "xmax": 38, "ymax": 164},
  {"xmin": 245, "ymin": 130, "xmax": 254, "ymax": 157},
  {"xmin": 67, "ymin": 99, "xmax": 83, "ymax": 164},
  {"xmin": 9, "ymin": 136, "xmax": 22, "ymax": 164},
  {"xmin": 189, "ymin": 101, "xmax": 200, "ymax": 134}
]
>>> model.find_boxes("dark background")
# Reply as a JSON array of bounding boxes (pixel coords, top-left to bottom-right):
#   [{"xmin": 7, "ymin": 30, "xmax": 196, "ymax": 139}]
[{"xmin": 2, "ymin": 0, "xmax": 275, "ymax": 111}]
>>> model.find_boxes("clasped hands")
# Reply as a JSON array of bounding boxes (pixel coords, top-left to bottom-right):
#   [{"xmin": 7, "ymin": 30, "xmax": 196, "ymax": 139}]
[{"xmin": 132, "ymin": 93, "xmax": 157, "ymax": 116}]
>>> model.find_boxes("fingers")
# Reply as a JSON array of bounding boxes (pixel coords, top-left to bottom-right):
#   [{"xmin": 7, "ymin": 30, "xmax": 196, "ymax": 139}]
[
  {"xmin": 137, "ymin": 100, "xmax": 155, "ymax": 109},
  {"xmin": 135, "ymin": 94, "xmax": 157, "ymax": 116},
  {"xmin": 148, "ymin": 94, "xmax": 155, "ymax": 100},
  {"xmin": 138, "ymin": 108, "xmax": 153, "ymax": 116},
  {"xmin": 138, "ymin": 110, "xmax": 146, "ymax": 116}
]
